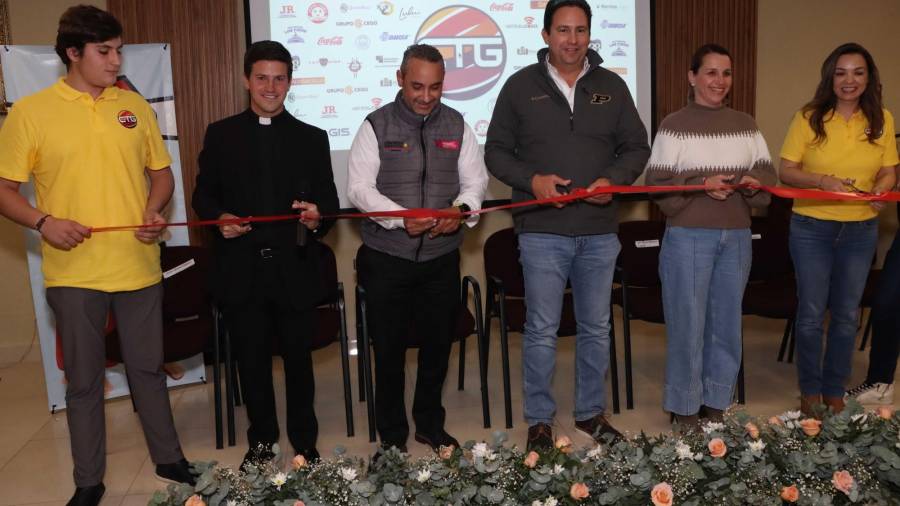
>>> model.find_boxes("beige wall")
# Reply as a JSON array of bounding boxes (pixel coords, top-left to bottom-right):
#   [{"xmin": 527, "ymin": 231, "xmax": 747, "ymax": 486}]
[
  {"xmin": 0, "ymin": 0, "xmax": 104, "ymax": 364},
  {"xmin": 757, "ymin": 0, "xmax": 900, "ymax": 262}
]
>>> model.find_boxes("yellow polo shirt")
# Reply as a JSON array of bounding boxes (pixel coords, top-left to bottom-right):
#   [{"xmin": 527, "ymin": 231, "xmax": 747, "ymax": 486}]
[
  {"xmin": 781, "ymin": 108, "xmax": 899, "ymax": 222},
  {"xmin": 0, "ymin": 79, "xmax": 172, "ymax": 291}
]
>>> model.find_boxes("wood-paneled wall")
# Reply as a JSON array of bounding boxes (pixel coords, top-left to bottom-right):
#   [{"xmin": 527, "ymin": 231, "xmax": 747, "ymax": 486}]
[
  {"xmin": 650, "ymin": 0, "xmax": 757, "ymax": 219},
  {"xmin": 654, "ymin": 0, "xmax": 757, "ymax": 126},
  {"xmin": 108, "ymin": 0, "xmax": 245, "ymax": 245}
]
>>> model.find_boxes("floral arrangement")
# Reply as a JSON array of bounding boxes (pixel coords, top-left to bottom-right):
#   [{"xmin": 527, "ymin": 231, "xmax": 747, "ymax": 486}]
[{"xmin": 151, "ymin": 401, "xmax": 900, "ymax": 505}]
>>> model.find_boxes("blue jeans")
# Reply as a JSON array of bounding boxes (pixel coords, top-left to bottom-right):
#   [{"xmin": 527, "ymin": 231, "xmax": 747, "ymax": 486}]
[
  {"xmin": 659, "ymin": 227, "xmax": 751, "ymax": 415},
  {"xmin": 789, "ymin": 213, "xmax": 878, "ymax": 398},
  {"xmin": 518, "ymin": 232, "xmax": 620, "ymax": 425}
]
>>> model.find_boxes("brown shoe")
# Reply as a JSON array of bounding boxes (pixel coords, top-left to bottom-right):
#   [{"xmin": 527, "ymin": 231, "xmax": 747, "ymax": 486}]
[
  {"xmin": 526, "ymin": 423, "xmax": 553, "ymax": 452},
  {"xmin": 575, "ymin": 414, "xmax": 623, "ymax": 444},
  {"xmin": 673, "ymin": 413, "xmax": 700, "ymax": 433},
  {"xmin": 800, "ymin": 394, "xmax": 822, "ymax": 418},
  {"xmin": 823, "ymin": 395, "xmax": 845, "ymax": 414}
]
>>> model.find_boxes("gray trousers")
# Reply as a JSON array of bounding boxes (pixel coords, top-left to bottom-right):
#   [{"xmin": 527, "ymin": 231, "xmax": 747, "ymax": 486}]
[{"xmin": 47, "ymin": 283, "xmax": 184, "ymax": 487}]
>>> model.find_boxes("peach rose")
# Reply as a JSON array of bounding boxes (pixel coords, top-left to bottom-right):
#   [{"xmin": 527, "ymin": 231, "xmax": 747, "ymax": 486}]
[
  {"xmin": 555, "ymin": 435, "xmax": 572, "ymax": 450},
  {"xmin": 780, "ymin": 485, "xmax": 799, "ymax": 502},
  {"xmin": 569, "ymin": 482, "xmax": 589, "ymax": 501},
  {"xmin": 744, "ymin": 422, "xmax": 760, "ymax": 439},
  {"xmin": 707, "ymin": 438, "xmax": 727, "ymax": 458},
  {"xmin": 651, "ymin": 482, "xmax": 674, "ymax": 506},
  {"xmin": 833, "ymin": 470, "xmax": 854, "ymax": 495},
  {"xmin": 291, "ymin": 454, "xmax": 308, "ymax": 470},
  {"xmin": 799, "ymin": 418, "xmax": 822, "ymax": 437},
  {"xmin": 184, "ymin": 495, "xmax": 205, "ymax": 506},
  {"xmin": 877, "ymin": 406, "xmax": 894, "ymax": 420},
  {"xmin": 768, "ymin": 416, "xmax": 783, "ymax": 426},
  {"xmin": 523, "ymin": 451, "xmax": 539, "ymax": 468},
  {"xmin": 439, "ymin": 445, "xmax": 454, "ymax": 460},
  {"xmin": 293, "ymin": 502, "xmax": 305, "ymax": 506}
]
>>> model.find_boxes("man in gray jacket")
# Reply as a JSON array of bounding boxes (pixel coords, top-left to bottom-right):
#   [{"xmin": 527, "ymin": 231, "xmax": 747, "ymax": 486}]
[
  {"xmin": 348, "ymin": 44, "xmax": 488, "ymax": 455},
  {"xmin": 485, "ymin": 0, "xmax": 649, "ymax": 451}
]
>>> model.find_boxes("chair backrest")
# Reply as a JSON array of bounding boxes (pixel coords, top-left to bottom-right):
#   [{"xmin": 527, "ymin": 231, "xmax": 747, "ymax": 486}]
[
  {"xmin": 616, "ymin": 220, "xmax": 666, "ymax": 288},
  {"xmin": 748, "ymin": 197, "xmax": 793, "ymax": 282},
  {"xmin": 483, "ymin": 227, "xmax": 525, "ymax": 297},
  {"xmin": 160, "ymin": 244, "xmax": 213, "ymax": 321}
]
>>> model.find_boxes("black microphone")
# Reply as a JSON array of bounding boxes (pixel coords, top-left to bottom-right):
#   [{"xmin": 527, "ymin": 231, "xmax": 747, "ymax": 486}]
[{"xmin": 296, "ymin": 190, "xmax": 309, "ymax": 247}]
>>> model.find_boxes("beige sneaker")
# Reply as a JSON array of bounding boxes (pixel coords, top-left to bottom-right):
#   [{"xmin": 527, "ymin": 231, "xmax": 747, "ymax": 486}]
[{"xmin": 845, "ymin": 382, "xmax": 894, "ymax": 405}]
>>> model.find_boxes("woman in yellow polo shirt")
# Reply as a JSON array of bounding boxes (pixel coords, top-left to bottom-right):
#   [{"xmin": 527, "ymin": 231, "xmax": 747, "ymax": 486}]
[{"xmin": 779, "ymin": 42, "xmax": 898, "ymax": 417}]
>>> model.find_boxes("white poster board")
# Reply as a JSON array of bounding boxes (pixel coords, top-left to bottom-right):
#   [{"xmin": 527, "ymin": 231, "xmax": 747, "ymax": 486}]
[{"xmin": 1, "ymin": 43, "xmax": 204, "ymax": 412}]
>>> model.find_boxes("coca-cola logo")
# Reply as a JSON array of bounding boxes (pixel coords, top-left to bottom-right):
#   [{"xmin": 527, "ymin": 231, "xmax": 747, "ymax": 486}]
[
  {"xmin": 490, "ymin": 2, "xmax": 513, "ymax": 11},
  {"xmin": 317, "ymin": 36, "xmax": 344, "ymax": 46}
]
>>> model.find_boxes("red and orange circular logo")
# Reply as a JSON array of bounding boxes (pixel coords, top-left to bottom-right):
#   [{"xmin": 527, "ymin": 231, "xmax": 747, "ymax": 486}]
[
  {"xmin": 415, "ymin": 6, "xmax": 507, "ymax": 101},
  {"xmin": 117, "ymin": 110, "xmax": 138, "ymax": 129}
]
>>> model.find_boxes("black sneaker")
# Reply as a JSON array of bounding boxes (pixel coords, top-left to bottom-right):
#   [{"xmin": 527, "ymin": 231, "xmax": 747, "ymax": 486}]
[
  {"xmin": 574, "ymin": 414, "xmax": 623, "ymax": 444},
  {"xmin": 241, "ymin": 443, "xmax": 277, "ymax": 471},
  {"xmin": 526, "ymin": 423, "xmax": 554, "ymax": 451},
  {"xmin": 67, "ymin": 483, "xmax": 105, "ymax": 506},
  {"xmin": 414, "ymin": 429, "xmax": 460, "ymax": 452},
  {"xmin": 155, "ymin": 458, "xmax": 196, "ymax": 486}
]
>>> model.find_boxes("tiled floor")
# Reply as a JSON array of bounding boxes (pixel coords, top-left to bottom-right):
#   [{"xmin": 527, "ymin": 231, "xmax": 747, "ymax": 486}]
[{"xmin": 0, "ymin": 311, "xmax": 893, "ymax": 504}]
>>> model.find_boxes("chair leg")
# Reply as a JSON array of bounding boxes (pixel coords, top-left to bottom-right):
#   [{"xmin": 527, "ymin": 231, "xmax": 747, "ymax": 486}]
[
  {"xmin": 223, "ymin": 328, "xmax": 236, "ymax": 447},
  {"xmin": 232, "ymin": 360, "xmax": 242, "ymax": 407},
  {"xmin": 356, "ymin": 302, "xmax": 366, "ymax": 403},
  {"xmin": 621, "ymin": 292, "xmax": 634, "ymax": 410},
  {"xmin": 736, "ymin": 333, "xmax": 745, "ymax": 404},
  {"xmin": 498, "ymin": 301, "xmax": 513, "ymax": 429},
  {"xmin": 457, "ymin": 335, "xmax": 466, "ymax": 391},
  {"xmin": 337, "ymin": 292, "xmax": 354, "ymax": 438},
  {"xmin": 468, "ymin": 278, "xmax": 490, "ymax": 428},
  {"xmin": 608, "ymin": 308, "xmax": 620, "ymax": 414},
  {"xmin": 786, "ymin": 318, "xmax": 796, "ymax": 364},
  {"xmin": 860, "ymin": 309, "xmax": 873, "ymax": 351},
  {"xmin": 777, "ymin": 318, "xmax": 792, "ymax": 362},
  {"xmin": 213, "ymin": 309, "xmax": 223, "ymax": 449},
  {"xmin": 358, "ymin": 292, "xmax": 377, "ymax": 443}
]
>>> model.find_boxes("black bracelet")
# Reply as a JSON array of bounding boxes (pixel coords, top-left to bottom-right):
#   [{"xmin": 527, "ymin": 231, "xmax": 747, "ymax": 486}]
[{"xmin": 34, "ymin": 214, "xmax": 51, "ymax": 232}]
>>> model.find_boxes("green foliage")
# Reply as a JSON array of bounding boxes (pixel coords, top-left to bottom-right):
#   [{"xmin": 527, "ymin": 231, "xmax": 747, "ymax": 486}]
[{"xmin": 153, "ymin": 403, "xmax": 900, "ymax": 505}]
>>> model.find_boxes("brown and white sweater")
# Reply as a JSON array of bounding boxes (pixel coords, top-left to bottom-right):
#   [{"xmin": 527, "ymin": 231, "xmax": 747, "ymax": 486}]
[{"xmin": 645, "ymin": 101, "xmax": 776, "ymax": 229}]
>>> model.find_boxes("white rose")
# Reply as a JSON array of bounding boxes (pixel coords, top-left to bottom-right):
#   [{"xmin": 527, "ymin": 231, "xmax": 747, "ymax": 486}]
[
  {"xmin": 340, "ymin": 466, "xmax": 358, "ymax": 482},
  {"xmin": 416, "ymin": 469, "xmax": 431, "ymax": 483}
]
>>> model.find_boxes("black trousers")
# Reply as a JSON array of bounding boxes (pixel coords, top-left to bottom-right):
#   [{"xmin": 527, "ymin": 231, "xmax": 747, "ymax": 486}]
[
  {"xmin": 223, "ymin": 256, "xmax": 318, "ymax": 453},
  {"xmin": 357, "ymin": 245, "xmax": 460, "ymax": 447},
  {"xmin": 867, "ymin": 226, "xmax": 900, "ymax": 384}
]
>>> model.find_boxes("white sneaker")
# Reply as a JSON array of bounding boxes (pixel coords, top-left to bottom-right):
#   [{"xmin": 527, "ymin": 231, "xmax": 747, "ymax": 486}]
[{"xmin": 845, "ymin": 382, "xmax": 894, "ymax": 405}]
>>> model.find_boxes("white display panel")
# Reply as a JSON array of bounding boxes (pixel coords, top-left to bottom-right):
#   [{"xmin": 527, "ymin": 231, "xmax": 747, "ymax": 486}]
[{"xmin": 249, "ymin": 0, "xmax": 653, "ymax": 205}]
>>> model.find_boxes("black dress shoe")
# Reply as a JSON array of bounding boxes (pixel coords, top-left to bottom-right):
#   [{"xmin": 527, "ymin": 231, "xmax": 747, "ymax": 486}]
[
  {"xmin": 67, "ymin": 483, "xmax": 105, "ymax": 506},
  {"xmin": 155, "ymin": 458, "xmax": 196, "ymax": 486},
  {"xmin": 414, "ymin": 429, "xmax": 460, "ymax": 452},
  {"xmin": 241, "ymin": 443, "xmax": 277, "ymax": 471}
]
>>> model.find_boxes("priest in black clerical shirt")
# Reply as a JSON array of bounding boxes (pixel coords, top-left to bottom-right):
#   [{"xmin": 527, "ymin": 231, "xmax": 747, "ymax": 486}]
[{"xmin": 192, "ymin": 41, "xmax": 339, "ymax": 467}]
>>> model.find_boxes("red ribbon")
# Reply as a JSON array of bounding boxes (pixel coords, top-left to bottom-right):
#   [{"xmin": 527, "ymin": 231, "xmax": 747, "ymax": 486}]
[{"xmin": 89, "ymin": 184, "xmax": 897, "ymax": 232}]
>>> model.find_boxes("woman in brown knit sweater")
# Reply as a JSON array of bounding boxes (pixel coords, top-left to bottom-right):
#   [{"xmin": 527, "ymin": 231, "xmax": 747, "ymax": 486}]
[{"xmin": 645, "ymin": 44, "xmax": 776, "ymax": 428}]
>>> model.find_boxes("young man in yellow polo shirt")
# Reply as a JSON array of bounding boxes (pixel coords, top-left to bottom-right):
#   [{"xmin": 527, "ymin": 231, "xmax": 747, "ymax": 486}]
[{"xmin": 0, "ymin": 6, "xmax": 193, "ymax": 505}]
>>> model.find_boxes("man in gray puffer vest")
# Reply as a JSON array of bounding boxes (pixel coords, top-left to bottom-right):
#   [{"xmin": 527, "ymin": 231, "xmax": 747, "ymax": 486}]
[{"xmin": 348, "ymin": 44, "xmax": 488, "ymax": 455}]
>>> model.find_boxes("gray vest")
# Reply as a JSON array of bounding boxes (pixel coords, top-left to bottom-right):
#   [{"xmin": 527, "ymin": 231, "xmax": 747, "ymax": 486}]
[{"xmin": 361, "ymin": 93, "xmax": 465, "ymax": 262}]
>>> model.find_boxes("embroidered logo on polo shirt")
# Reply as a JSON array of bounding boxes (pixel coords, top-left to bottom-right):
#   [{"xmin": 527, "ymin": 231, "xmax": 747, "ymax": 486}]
[
  {"xmin": 117, "ymin": 110, "xmax": 138, "ymax": 129},
  {"xmin": 435, "ymin": 139, "xmax": 460, "ymax": 150},
  {"xmin": 591, "ymin": 94, "xmax": 611, "ymax": 104}
]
